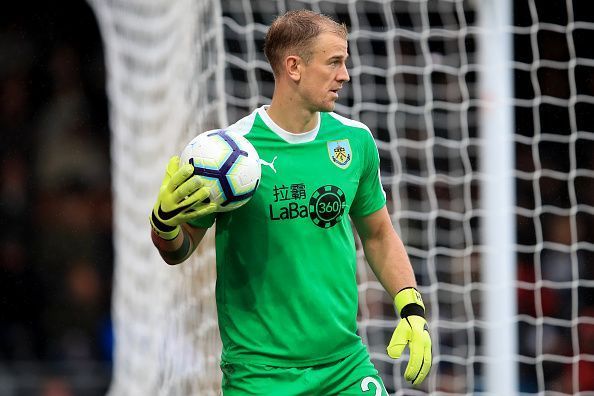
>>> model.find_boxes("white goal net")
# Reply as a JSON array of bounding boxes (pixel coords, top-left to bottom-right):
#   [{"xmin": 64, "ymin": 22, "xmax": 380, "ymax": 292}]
[
  {"xmin": 89, "ymin": 0, "xmax": 594, "ymax": 395},
  {"xmin": 89, "ymin": 0, "xmax": 226, "ymax": 394}
]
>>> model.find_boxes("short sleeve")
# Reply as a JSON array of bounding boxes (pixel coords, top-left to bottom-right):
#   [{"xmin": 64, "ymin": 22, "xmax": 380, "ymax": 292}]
[{"xmin": 349, "ymin": 132, "xmax": 386, "ymax": 217}]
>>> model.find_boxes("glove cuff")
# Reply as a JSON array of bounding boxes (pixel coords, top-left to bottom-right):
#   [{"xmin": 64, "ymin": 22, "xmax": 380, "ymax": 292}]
[
  {"xmin": 395, "ymin": 287, "xmax": 425, "ymax": 318},
  {"xmin": 150, "ymin": 211, "xmax": 181, "ymax": 240}
]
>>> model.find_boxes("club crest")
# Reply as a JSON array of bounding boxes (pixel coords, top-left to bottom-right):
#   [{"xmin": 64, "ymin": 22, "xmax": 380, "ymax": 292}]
[{"xmin": 327, "ymin": 139, "xmax": 352, "ymax": 169}]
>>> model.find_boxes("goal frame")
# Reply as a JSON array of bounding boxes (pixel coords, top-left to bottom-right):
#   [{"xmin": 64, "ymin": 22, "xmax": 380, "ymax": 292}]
[{"xmin": 479, "ymin": 0, "xmax": 517, "ymax": 393}]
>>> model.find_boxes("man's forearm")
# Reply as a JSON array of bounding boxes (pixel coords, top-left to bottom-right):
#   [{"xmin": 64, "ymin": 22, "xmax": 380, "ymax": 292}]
[
  {"xmin": 362, "ymin": 228, "xmax": 417, "ymax": 298},
  {"xmin": 354, "ymin": 207, "xmax": 418, "ymax": 298},
  {"xmin": 151, "ymin": 225, "xmax": 194, "ymax": 265}
]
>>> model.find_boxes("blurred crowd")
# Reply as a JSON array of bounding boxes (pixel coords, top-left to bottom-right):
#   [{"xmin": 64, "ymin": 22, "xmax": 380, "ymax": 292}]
[{"xmin": 0, "ymin": 2, "xmax": 112, "ymax": 395}]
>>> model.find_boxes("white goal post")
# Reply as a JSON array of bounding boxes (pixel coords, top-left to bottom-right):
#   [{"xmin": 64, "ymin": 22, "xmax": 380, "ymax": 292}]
[
  {"xmin": 479, "ymin": 0, "xmax": 516, "ymax": 394},
  {"xmin": 88, "ymin": 0, "xmax": 594, "ymax": 395}
]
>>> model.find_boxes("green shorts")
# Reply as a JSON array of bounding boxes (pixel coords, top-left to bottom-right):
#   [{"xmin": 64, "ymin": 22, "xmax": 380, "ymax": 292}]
[{"xmin": 220, "ymin": 348, "xmax": 388, "ymax": 396}]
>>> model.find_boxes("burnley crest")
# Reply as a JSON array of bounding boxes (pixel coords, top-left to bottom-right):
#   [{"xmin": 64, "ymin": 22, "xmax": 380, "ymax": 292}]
[{"xmin": 327, "ymin": 139, "xmax": 352, "ymax": 169}]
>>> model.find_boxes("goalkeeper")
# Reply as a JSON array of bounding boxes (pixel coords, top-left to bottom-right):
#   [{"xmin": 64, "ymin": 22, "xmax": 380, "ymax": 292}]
[{"xmin": 150, "ymin": 9, "xmax": 431, "ymax": 395}]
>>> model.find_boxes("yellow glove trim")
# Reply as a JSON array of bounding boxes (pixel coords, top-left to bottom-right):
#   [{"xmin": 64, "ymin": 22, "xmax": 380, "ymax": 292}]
[
  {"xmin": 395, "ymin": 287, "xmax": 425, "ymax": 315},
  {"xmin": 149, "ymin": 214, "xmax": 181, "ymax": 240}
]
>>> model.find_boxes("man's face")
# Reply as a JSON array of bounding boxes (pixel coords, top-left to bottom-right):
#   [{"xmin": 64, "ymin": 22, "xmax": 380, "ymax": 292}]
[{"xmin": 299, "ymin": 32, "xmax": 350, "ymax": 112}]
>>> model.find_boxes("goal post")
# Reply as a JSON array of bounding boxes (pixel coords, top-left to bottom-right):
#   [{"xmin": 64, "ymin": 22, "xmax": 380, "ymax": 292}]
[{"xmin": 478, "ymin": 0, "xmax": 517, "ymax": 393}]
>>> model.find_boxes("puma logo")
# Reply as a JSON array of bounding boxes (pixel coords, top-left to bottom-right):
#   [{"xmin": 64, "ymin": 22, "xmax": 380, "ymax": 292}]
[{"xmin": 259, "ymin": 156, "xmax": 278, "ymax": 173}]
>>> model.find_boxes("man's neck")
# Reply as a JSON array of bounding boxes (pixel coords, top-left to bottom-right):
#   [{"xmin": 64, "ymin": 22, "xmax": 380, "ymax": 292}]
[{"xmin": 266, "ymin": 96, "xmax": 318, "ymax": 134}]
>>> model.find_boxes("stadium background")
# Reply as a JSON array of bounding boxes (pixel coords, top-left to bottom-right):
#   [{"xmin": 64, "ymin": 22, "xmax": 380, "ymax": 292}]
[{"xmin": 0, "ymin": 0, "xmax": 593, "ymax": 395}]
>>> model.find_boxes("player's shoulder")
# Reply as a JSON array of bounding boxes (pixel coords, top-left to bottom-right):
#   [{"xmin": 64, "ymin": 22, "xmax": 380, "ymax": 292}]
[
  {"xmin": 325, "ymin": 111, "xmax": 374, "ymax": 141},
  {"xmin": 225, "ymin": 108, "xmax": 259, "ymax": 137},
  {"xmin": 184, "ymin": 109, "xmax": 260, "ymax": 146},
  {"xmin": 326, "ymin": 111, "xmax": 372, "ymax": 134}
]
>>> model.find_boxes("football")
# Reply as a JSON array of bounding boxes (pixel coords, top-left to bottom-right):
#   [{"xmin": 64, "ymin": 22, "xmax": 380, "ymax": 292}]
[{"xmin": 180, "ymin": 129, "xmax": 261, "ymax": 212}]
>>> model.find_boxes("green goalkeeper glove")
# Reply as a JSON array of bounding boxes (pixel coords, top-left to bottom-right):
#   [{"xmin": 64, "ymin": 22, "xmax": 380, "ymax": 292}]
[
  {"xmin": 387, "ymin": 287, "xmax": 432, "ymax": 385},
  {"xmin": 150, "ymin": 156, "xmax": 216, "ymax": 240}
]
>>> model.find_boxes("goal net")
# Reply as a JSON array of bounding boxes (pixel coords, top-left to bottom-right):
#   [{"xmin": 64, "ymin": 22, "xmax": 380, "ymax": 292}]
[
  {"xmin": 89, "ymin": 0, "xmax": 594, "ymax": 394},
  {"xmin": 88, "ymin": 0, "xmax": 226, "ymax": 394}
]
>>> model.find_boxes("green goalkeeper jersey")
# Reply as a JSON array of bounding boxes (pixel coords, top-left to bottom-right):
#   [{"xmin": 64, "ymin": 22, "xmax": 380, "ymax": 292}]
[{"xmin": 189, "ymin": 105, "xmax": 386, "ymax": 367}]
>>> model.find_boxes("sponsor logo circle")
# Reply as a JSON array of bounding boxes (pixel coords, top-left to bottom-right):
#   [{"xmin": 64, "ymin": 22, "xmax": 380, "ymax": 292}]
[{"xmin": 308, "ymin": 185, "xmax": 346, "ymax": 228}]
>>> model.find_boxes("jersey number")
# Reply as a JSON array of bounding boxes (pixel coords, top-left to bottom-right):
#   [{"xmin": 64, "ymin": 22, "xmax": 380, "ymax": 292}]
[{"xmin": 360, "ymin": 377, "xmax": 384, "ymax": 396}]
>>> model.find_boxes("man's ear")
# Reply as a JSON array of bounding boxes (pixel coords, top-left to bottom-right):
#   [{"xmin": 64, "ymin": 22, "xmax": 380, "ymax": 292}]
[{"xmin": 286, "ymin": 55, "xmax": 301, "ymax": 82}]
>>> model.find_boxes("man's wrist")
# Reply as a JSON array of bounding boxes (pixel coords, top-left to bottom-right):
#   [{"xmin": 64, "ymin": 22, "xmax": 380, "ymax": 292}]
[
  {"xmin": 395, "ymin": 287, "xmax": 426, "ymax": 318},
  {"xmin": 161, "ymin": 231, "xmax": 192, "ymax": 262},
  {"xmin": 151, "ymin": 228, "xmax": 192, "ymax": 264}
]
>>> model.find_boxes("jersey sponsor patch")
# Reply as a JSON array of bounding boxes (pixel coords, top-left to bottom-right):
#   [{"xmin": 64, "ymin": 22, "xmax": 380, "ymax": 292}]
[
  {"xmin": 327, "ymin": 139, "xmax": 352, "ymax": 169},
  {"xmin": 268, "ymin": 183, "xmax": 346, "ymax": 228},
  {"xmin": 308, "ymin": 185, "xmax": 346, "ymax": 228},
  {"xmin": 268, "ymin": 182, "xmax": 309, "ymax": 221}
]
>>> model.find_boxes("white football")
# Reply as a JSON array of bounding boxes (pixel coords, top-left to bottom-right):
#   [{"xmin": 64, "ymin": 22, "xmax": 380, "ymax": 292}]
[{"xmin": 180, "ymin": 129, "xmax": 261, "ymax": 212}]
